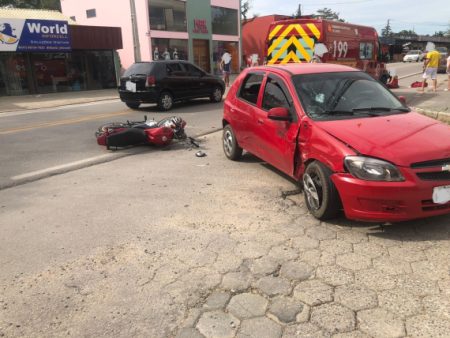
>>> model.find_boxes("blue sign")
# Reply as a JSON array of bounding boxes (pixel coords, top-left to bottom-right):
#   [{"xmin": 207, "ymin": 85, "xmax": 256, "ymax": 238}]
[{"xmin": 0, "ymin": 18, "xmax": 71, "ymax": 52}]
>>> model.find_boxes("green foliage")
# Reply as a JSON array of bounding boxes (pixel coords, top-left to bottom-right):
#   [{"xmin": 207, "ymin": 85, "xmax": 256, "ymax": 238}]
[
  {"xmin": 433, "ymin": 31, "xmax": 445, "ymax": 37},
  {"xmin": 381, "ymin": 19, "xmax": 393, "ymax": 37},
  {"xmin": 313, "ymin": 7, "xmax": 344, "ymax": 22},
  {"xmin": 0, "ymin": 0, "xmax": 60, "ymax": 11},
  {"xmin": 241, "ymin": 0, "xmax": 251, "ymax": 20},
  {"xmin": 395, "ymin": 29, "xmax": 417, "ymax": 37},
  {"xmin": 293, "ymin": 4, "xmax": 302, "ymax": 18}
]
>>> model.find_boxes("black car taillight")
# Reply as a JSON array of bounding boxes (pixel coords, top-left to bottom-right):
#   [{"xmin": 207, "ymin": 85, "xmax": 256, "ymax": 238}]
[{"xmin": 145, "ymin": 75, "xmax": 155, "ymax": 87}]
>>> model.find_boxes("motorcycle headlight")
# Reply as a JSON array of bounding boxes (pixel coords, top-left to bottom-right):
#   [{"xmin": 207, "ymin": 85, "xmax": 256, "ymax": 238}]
[{"xmin": 344, "ymin": 156, "xmax": 405, "ymax": 182}]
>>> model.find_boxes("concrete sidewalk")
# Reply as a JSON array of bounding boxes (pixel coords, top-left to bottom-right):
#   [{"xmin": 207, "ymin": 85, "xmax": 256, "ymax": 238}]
[
  {"xmin": 0, "ymin": 74, "xmax": 238, "ymax": 113},
  {"xmin": 0, "ymin": 89, "xmax": 120, "ymax": 113}
]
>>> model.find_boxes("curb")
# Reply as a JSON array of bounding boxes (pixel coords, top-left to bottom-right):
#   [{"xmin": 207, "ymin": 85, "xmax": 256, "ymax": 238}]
[{"xmin": 414, "ymin": 107, "xmax": 450, "ymax": 124}]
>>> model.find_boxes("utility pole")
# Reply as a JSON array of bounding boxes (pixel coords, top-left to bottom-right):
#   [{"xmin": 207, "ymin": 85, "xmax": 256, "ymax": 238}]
[{"xmin": 129, "ymin": 0, "xmax": 141, "ymax": 62}]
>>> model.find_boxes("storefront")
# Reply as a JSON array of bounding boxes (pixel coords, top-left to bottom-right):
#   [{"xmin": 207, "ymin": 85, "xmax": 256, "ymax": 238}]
[
  {"xmin": 148, "ymin": 0, "xmax": 240, "ymax": 75},
  {"xmin": 0, "ymin": 9, "xmax": 122, "ymax": 96},
  {"xmin": 60, "ymin": 0, "xmax": 241, "ymax": 75}
]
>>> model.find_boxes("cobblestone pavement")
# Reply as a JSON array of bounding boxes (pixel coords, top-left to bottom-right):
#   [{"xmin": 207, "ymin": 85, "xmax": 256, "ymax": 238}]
[{"xmin": 0, "ymin": 132, "xmax": 449, "ymax": 337}]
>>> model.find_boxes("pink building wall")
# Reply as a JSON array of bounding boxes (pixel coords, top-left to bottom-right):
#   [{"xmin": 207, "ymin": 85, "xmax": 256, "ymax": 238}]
[
  {"xmin": 61, "ymin": 0, "xmax": 151, "ymax": 71},
  {"xmin": 61, "ymin": 0, "xmax": 241, "ymax": 70}
]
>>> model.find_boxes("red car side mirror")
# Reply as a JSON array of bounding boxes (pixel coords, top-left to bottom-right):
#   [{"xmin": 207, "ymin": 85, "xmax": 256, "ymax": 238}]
[{"xmin": 267, "ymin": 107, "xmax": 292, "ymax": 121}]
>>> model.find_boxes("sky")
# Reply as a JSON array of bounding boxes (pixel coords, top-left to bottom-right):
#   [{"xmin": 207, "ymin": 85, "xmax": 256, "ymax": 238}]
[{"xmin": 248, "ymin": 0, "xmax": 450, "ymax": 36}]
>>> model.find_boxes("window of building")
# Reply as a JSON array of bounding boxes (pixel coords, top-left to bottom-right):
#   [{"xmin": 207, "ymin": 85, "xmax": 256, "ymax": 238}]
[
  {"xmin": 0, "ymin": 52, "xmax": 30, "ymax": 96},
  {"xmin": 149, "ymin": 0, "xmax": 187, "ymax": 32},
  {"xmin": 238, "ymin": 73, "xmax": 264, "ymax": 105},
  {"xmin": 212, "ymin": 41, "xmax": 238, "ymax": 75},
  {"xmin": 86, "ymin": 9, "xmax": 96, "ymax": 18},
  {"xmin": 151, "ymin": 38, "xmax": 188, "ymax": 61},
  {"xmin": 211, "ymin": 7, "xmax": 238, "ymax": 36}
]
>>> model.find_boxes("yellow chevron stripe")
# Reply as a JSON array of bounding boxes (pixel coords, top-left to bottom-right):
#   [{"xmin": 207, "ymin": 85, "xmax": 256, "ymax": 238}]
[
  {"xmin": 307, "ymin": 23, "xmax": 321, "ymax": 39},
  {"xmin": 270, "ymin": 35, "xmax": 297, "ymax": 64},
  {"xmin": 268, "ymin": 24, "xmax": 283, "ymax": 40},
  {"xmin": 281, "ymin": 51, "xmax": 301, "ymax": 64},
  {"xmin": 294, "ymin": 24, "xmax": 314, "ymax": 49},
  {"xmin": 291, "ymin": 37, "xmax": 312, "ymax": 62},
  {"xmin": 268, "ymin": 24, "xmax": 295, "ymax": 55}
]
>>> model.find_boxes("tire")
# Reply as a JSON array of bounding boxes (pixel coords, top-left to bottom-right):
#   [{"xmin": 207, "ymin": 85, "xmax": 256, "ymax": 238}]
[
  {"xmin": 158, "ymin": 91, "xmax": 173, "ymax": 111},
  {"xmin": 126, "ymin": 102, "xmax": 140, "ymax": 109},
  {"xmin": 210, "ymin": 86, "xmax": 223, "ymax": 103},
  {"xmin": 302, "ymin": 161, "xmax": 341, "ymax": 220},
  {"xmin": 222, "ymin": 124, "xmax": 243, "ymax": 161}
]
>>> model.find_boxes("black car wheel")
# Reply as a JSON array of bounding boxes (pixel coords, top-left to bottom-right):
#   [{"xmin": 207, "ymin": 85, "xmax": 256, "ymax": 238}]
[
  {"xmin": 126, "ymin": 102, "xmax": 140, "ymax": 109},
  {"xmin": 210, "ymin": 86, "xmax": 223, "ymax": 103},
  {"xmin": 158, "ymin": 91, "xmax": 173, "ymax": 111},
  {"xmin": 222, "ymin": 124, "xmax": 242, "ymax": 161},
  {"xmin": 303, "ymin": 161, "xmax": 340, "ymax": 220}
]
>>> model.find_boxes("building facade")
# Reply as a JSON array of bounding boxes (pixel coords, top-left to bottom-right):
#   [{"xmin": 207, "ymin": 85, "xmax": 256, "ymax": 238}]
[
  {"xmin": 61, "ymin": 0, "xmax": 241, "ymax": 75},
  {"xmin": 0, "ymin": 8, "xmax": 122, "ymax": 96}
]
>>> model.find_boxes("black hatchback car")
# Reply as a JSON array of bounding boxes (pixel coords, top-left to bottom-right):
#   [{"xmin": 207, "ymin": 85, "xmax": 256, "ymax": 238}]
[{"xmin": 118, "ymin": 60, "xmax": 225, "ymax": 111}]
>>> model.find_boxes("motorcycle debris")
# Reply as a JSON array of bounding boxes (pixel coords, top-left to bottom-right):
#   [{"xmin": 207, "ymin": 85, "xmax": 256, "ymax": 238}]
[{"xmin": 195, "ymin": 150, "xmax": 207, "ymax": 157}]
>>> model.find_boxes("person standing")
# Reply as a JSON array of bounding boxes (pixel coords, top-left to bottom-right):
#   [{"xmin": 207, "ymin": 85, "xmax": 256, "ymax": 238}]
[
  {"xmin": 220, "ymin": 49, "xmax": 232, "ymax": 87},
  {"xmin": 419, "ymin": 46, "xmax": 440, "ymax": 92},
  {"xmin": 446, "ymin": 54, "xmax": 450, "ymax": 91}
]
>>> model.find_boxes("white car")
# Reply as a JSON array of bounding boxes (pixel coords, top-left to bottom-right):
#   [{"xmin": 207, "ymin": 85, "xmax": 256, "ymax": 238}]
[{"xmin": 403, "ymin": 50, "xmax": 424, "ymax": 62}]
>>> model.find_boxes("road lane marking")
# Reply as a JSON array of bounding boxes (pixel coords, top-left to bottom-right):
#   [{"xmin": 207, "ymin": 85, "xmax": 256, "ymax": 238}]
[
  {"xmin": 0, "ymin": 110, "xmax": 130, "ymax": 135},
  {"xmin": 11, "ymin": 154, "xmax": 115, "ymax": 180}
]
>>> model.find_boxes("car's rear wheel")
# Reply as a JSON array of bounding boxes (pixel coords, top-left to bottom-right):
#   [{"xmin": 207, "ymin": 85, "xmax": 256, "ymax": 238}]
[
  {"xmin": 126, "ymin": 102, "xmax": 140, "ymax": 109},
  {"xmin": 222, "ymin": 124, "xmax": 242, "ymax": 161},
  {"xmin": 158, "ymin": 91, "xmax": 173, "ymax": 111},
  {"xmin": 210, "ymin": 86, "xmax": 223, "ymax": 103},
  {"xmin": 303, "ymin": 161, "xmax": 340, "ymax": 220}
]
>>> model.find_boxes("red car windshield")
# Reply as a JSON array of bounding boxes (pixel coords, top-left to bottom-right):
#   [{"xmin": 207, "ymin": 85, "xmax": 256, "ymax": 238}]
[{"xmin": 292, "ymin": 72, "xmax": 409, "ymax": 120}]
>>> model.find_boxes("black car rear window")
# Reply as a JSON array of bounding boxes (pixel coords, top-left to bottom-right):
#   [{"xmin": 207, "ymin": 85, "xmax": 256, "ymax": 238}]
[{"xmin": 123, "ymin": 63, "xmax": 154, "ymax": 76}]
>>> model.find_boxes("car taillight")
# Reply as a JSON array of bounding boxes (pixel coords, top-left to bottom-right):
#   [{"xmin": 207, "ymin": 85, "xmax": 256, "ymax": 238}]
[{"xmin": 145, "ymin": 75, "xmax": 155, "ymax": 87}]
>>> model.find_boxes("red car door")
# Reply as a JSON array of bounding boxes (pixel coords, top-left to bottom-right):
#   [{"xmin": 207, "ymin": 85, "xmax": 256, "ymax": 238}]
[
  {"xmin": 230, "ymin": 72, "xmax": 265, "ymax": 151},
  {"xmin": 252, "ymin": 73, "xmax": 300, "ymax": 176}
]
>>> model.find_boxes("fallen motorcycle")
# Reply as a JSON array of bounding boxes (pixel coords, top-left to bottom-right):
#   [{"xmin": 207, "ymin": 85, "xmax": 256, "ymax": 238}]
[{"xmin": 95, "ymin": 115, "xmax": 187, "ymax": 149}]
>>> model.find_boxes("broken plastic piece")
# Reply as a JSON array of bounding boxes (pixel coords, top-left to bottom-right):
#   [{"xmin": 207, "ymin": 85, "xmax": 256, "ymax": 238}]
[{"xmin": 195, "ymin": 150, "xmax": 207, "ymax": 157}]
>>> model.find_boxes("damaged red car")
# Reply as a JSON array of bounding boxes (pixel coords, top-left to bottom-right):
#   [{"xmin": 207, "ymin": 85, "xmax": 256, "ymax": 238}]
[{"xmin": 222, "ymin": 63, "xmax": 450, "ymax": 222}]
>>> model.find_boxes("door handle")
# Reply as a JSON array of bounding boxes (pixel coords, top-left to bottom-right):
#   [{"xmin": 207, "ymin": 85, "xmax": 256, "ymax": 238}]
[
  {"xmin": 230, "ymin": 108, "xmax": 235, "ymax": 113},
  {"xmin": 257, "ymin": 119, "xmax": 264, "ymax": 124}
]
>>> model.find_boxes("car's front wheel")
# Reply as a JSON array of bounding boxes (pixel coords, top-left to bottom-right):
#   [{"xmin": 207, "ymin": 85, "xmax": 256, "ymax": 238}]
[
  {"xmin": 158, "ymin": 91, "xmax": 173, "ymax": 111},
  {"xmin": 222, "ymin": 124, "xmax": 242, "ymax": 160},
  {"xmin": 303, "ymin": 161, "xmax": 340, "ymax": 220},
  {"xmin": 210, "ymin": 86, "xmax": 223, "ymax": 103},
  {"xmin": 126, "ymin": 102, "xmax": 140, "ymax": 109}
]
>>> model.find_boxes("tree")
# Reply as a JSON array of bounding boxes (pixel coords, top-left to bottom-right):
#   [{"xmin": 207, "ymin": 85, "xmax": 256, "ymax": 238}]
[
  {"xmin": 0, "ymin": 0, "xmax": 60, "ymax": 11},
  {"xmin": 381, "ymin": 19, "xmax": 393, "ymax": 37},
  {"xmin": 241, "ymin": 0, "xmax": 251, "ymax": 21},
  {"xmin": 433, "ymin": 31, "xmax": 445, "ymax": 37},
  {"xmin": 313, "ymin": 7, "xmax": 344, "ymax": 22},
  {"xmin": 293, "ymin": 4, "xmax": 302, "ymax": 18},
  {"xmin": 395, "ymin": 29, "xmax": 417, "ymax": 37}
]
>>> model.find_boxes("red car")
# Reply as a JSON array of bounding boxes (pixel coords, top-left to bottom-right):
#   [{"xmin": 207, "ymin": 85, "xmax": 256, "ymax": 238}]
[{"xmin": 222, "ymin": 63, "xmax": 450, "ymax": 222}]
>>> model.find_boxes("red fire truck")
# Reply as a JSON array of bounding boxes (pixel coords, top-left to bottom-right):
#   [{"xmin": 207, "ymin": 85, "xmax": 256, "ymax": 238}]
[{"xmin": 266, "ymin": 18, "xmax": 390, "ymax": 83}]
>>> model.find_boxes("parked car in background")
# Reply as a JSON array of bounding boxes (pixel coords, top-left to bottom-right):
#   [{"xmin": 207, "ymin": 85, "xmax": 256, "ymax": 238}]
[
  {"xmin": 118, "ymin": 60, "xmax": 225, "ymax": 111},
  {"xmin": 222, "ymin": 63, "xmax": 450, "ymax": 222},
  {"xmin": 402, "ymin": 50, "xmax": 424, "ymax": 62},
  {"xmin": 436, "ymin": 46, "xmax": 448, "ymax": 73}
]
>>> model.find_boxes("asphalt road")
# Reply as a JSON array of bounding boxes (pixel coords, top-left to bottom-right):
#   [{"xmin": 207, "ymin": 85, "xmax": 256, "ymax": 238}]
[
  {"xmin": 0, "ymin": 99, "xmax": 224, "ymax": 189},
  {"xmin": 386, "ymin": 61, "xmax": 423, "ymax": 78}
]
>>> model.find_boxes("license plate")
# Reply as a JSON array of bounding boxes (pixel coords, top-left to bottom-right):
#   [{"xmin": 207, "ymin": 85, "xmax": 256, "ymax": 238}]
[
  {"xmin": 126, "ymin": 81, "xmax": 136, "ymax": 92},
  {"xmin": 432, "ymin": 185, "xmax": 450, "ymax": 204}
]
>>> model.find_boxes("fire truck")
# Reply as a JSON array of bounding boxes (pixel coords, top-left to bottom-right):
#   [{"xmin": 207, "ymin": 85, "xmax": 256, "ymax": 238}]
[{"xmin": 266, "ymin": 18, "xmax": 390, "ymax": 83}]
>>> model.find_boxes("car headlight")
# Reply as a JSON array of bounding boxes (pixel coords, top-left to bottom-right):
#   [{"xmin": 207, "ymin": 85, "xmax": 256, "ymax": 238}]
[{"xmin": 344, "ymin": 156, "xmax": 405, "ymax": 181}]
